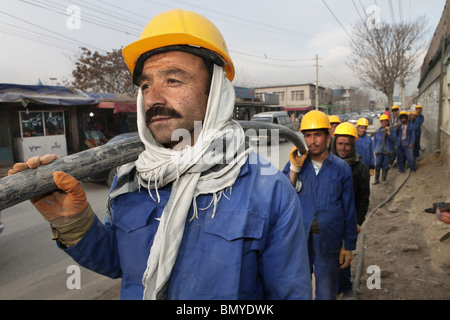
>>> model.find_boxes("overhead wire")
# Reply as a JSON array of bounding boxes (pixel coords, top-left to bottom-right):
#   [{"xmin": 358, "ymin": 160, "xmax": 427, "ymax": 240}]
[
  {"xmin": 0, "ymin": 9, "xmax": 105, "ymax": 52},
  {"xmin": 0, "ymin": 20, "xmax": 79, "ymax": 50},
  {"xmin": 321, "ymin": 0, "xmax": 355, "ymax": 42},
  {"xmin": 19, "ymin": 0, "xmax": 141, "ymax": 36}
]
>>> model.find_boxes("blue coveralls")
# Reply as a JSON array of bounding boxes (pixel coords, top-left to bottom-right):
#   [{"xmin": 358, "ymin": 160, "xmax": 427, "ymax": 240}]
[
  {"xmin": 283, "ymin": 153, "xmax": 358, "ymax": 300},
  {"xmin": 410, "ymin": 114, "xmax": 424, "ymax": 158},
  {"xmin": 60, "ymin": 152, "xmax": 312, "ymax": 300},
  {"xmin": 373, "ymin": 127, "xmax": 396, "ymax": 170},
  {"xmin": 355, "ymin": 134, "xmax": 374, "ymax": 170},
  {"xmin": 395, "ymin": 123, "xmax": 416, "ymax": 172}
]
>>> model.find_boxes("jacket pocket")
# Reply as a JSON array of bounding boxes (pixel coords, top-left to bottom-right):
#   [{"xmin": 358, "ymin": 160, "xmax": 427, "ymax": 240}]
[
  {"xmin": 113, "ymin": 202, "xmax": 157, "ymax": 233},
  {"xmin": 194, "ymin": 209, "xmax": 266, "ymax": 298}
]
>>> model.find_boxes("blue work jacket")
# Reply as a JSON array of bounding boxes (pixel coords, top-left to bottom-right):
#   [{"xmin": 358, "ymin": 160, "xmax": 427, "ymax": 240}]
[
  {"xmin": 355, "ymin": 134, "xmax": 374, "ymax": 169},
  {"xmin": 410, "ymin": 114, "xmax": 424, "ymax": 138},
  {"xmin": 373, "ymin": 127, "xmax": 396, "ymax": 154},
  {"xmin": 395, "ymin": 123, "xmax": 415, "ymax": 148},
  {"xmin": 62, "ymin": 152, "xmax": 312, "ymax": 300},
  {"xmin": 283, "ymin": 153, "xmax": 358, "ymax": 254}
]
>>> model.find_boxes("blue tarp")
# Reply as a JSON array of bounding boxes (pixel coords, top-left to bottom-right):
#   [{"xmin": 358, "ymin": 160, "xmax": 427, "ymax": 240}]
[{"xmin": 0, "ymin": 83, "xmax": 98, "ymax": 106}]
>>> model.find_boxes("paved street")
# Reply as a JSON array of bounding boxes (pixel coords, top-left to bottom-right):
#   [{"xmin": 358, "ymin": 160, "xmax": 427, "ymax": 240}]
[{"xmin": 0, "ymin": 181, "xmax": 121, "ymax": 300}]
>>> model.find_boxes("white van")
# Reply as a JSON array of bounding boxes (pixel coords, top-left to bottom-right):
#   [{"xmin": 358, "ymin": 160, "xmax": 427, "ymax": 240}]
[{"xmin": 249, "ymin": 111, "xmax": 294, "ymax": 143}]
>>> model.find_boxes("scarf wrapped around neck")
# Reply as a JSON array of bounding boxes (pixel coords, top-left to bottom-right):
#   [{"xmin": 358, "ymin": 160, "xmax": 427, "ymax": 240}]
[{"xmin": 135, "ymin": 64, "xmax": 250, "ymax": 300}]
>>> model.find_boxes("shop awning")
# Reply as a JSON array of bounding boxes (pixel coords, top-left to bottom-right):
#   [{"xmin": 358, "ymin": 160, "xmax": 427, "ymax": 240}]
[
  {"xmin": 0, "ymin": 83, "xmax": 98, "ymax": 106},
  {"xmin": 97, "ymin": 101, "xmax": 137, "ymax": 113},
  {"xmin": 283, "ymin": 106, "xmax": 313, "ymax": 111}
]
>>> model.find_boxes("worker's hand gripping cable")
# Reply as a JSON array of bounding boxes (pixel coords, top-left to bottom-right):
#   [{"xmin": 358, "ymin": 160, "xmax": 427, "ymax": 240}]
[
  {"xmin": 8, "ymin": 154, "xmax": 94, "ymax": 247},
  {"xmin": 288, "ymin": 147, "xmax": 308, "ymax": 192}
]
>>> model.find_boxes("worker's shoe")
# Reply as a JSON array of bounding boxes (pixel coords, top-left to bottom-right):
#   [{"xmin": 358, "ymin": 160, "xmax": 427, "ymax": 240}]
[
  {"xmin": 424, "ymin": 203, "xmax": 437, "ymax": 214},
  {"xmin": 372, "ymin": 170, "xmax": 380, "ymax": 185},
  {"xmin": 381, "ymin": 170, "xmax": 388, "ymax": 184}
]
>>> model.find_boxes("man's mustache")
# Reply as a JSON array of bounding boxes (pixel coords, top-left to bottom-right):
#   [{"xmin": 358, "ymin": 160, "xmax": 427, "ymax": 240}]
[{"xmin": 145, "ymin": 105, "xmax": 182, "ymax": 125}]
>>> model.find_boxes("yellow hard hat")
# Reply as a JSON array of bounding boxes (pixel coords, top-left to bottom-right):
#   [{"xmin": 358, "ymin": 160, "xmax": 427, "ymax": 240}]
[
  {"xmin": 328, "ymin": 115, "xmax": 341, "ymax": 124},
  {"xmin": 356, "ymin": 118, "xmax": 369, "ymax": 126},
  {"xmin": 334, "ymin": 122, "xmax": 358, "ymax": 141},
  {"xmin": 391, "ymin": 105, "xmax": 400, "ymax": 110},
  {"xmin": 300, "ymin": 110, "xmax": 331, "ymax": 131},
  {"xmin": 122, "ymin": 9, "xmax": 235, "ymax": 83},
  {"xmin": 379, "ymin": 114, "xmax": 389, "ymax": 121},
  {"xmin": 410, "ymin": 110, "xmax": 418, "ymax": 116},
  {"xmin": 399, "ymin": 111, "xmax": 408, "ymax": 117},
  {"xmin": 415, "ymin": 104, "xmax": 423, "ymax": 109}
]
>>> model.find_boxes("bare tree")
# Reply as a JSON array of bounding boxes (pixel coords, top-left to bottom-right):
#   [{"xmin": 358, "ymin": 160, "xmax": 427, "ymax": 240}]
[
  {"xmin": 350, "ymin": 88, "xmax": 371, "ymax": 112},
  {"xmin": 347, "ymin": 17, "xmax": 428, "ymax": 108},
  {"xmin": 64, "ymin": 47, "xmax": 137, "ymax": 94}
]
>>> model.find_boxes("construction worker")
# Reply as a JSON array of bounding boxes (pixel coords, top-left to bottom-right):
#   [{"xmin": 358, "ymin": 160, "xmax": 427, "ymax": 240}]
[
  {"xmin": 331, "ymin": 122, "xmax": 370, "ymax": 299},
  {"xmin": 355, "ymin": 118, "xmax": 374, "ymax": 175},
  {"xmin": 284, "ymin": 110, "xmax": 358, "ymax": 300},
  {"xmin": 372, "ymin": 114, "xmax": 396, "ymax": 184},
  {"xmin": 328, "ymin": 115, "xmax": 341, "ymax": 152},
  {"xmin": 9, "ymin": 9, "xmax": 312, "ymax": 300},
  {"xmin": 389, "ymin": 105, "xmax": 400, "ymax": 167},
  {"xmin": 328, "ymin": 115, "xmax": 341, "ymax": 136},
  {"xmin": 409, "ymin": 110, "xmax": 420, "ymax": 163},
  {"xmin": 390, "ymin": 105, "xmax": 400, "ymax": 127},
  {"xmin": 395, "ymin": 111, "xmax": 416, "ymax": 173},
  {"xmin": 411, "ymin": 105, "xmax": 424, "ymax": 159}
]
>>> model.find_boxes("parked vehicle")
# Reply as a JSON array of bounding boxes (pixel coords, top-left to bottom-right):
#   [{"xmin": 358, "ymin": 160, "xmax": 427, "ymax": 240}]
[
  {"xmin": 339, "ymin": 113, "xmax": 350, "ymax": 122},
  {"xmin": 249, "ymin": 111, "xmax": 294, "ymax": 144},
  {"xmin": 348, "ymin": 114, "xmax": 360, "ymax": 125},
  {"xmin": 82, "ymin": 132, "xmax": 140, "ymax": 186},
  {"xmin": 360, "ymin": 111, "xmax": 373, "ymax": 125},
  {"xmin": 0, "ymin": 211, "xmax": 4, "ymax": 234}
]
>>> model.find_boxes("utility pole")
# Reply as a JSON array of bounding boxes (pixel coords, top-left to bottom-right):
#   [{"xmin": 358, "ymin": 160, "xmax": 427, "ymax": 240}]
[{"xmin": 314, "ymin": 54, "xmax": 320, "ymax": 110}]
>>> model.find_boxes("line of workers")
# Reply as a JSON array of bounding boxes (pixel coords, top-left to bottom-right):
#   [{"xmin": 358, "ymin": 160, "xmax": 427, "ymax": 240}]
[
  {"xmin": 329, "ymin": 104, "xmax": 424, "ymax": 184},
  {"xmin": 286, "ymin": 105, "xmax": 424, "ymax": 299}
]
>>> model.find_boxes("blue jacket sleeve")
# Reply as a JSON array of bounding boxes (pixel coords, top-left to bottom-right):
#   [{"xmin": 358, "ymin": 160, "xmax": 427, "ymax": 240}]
[
  {"xmin": 341, "ymin": 164, "xmax": 358, "ymax": 251},
  {"xmin": 62, "ymin": 214, "xmax": 122, "ymax": 279}
]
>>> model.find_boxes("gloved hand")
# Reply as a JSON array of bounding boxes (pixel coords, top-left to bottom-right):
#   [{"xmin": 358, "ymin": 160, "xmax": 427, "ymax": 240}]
[
  {"xmin": 386, "ymin": 127, "xmax": 390, "ymax": 135},
  {"xmin": 369, "ymin": 169, "xmax": 374, "ymax": 176},
  {"xmin": 289, "ymin": 147, "xmax": 308, "ymax": 172},
  {"xmin": 9, "ymin": 154, "xmax": 88, "ymax": 226},
  {"xmin": 436, "ymin": 207, "xmax": 450, "ymax": 224},
  {"xmin": 339, "ymin": 247, "xmax": 352, "ymax": 269}
]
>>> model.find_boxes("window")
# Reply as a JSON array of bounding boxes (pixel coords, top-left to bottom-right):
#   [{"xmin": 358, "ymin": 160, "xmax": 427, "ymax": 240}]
[
  {"xmin": 273, "ymin": 91, "xmax": 285, "ymax": 101},
  {"xmin": 21, "ymin": 112, "xmax": 44, "ymax": 137},
  {"xmin": 44, "ymin": 112, "xmax": 65, "ymax": 135},
  {"xmin": 291, "ymin": 90, "xmax": 304, "ymax": 101},
  {"xmin": 20, "ymin": 111, "xmax": 65, "ymax": 138}
]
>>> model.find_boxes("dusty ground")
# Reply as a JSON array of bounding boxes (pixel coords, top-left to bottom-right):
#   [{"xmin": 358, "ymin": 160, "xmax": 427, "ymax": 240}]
[{"xmin": 354, "ymin": 152, "xmax": 450, "ymax": 300}]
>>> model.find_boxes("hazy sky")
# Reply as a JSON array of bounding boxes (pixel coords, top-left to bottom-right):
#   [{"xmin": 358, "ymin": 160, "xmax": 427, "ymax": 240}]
[{"xmin": 0, "ymin": 0, "xmax": 446, "ymax": 98}]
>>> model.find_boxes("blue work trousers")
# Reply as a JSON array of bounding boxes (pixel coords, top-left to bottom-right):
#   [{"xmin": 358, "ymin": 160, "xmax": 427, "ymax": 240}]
[
  {"xmin": 308, "ymin": 232, "xmax": 340, "ymax": 300},
  {"xmin": 375, "ymin": 153, "xmax": 390, "ymax": 171},
  {"xmin": 397, "ymin": 144, "xmax": 416, "ymax": 172}
]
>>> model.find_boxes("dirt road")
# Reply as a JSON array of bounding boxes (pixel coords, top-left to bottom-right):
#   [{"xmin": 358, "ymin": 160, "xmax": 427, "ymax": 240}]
[{"xmin": 354, "ymin": 152, "xmax": 450, "ymax": 300}]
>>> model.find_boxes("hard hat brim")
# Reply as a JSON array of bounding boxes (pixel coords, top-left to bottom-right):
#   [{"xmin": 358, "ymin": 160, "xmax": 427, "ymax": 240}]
[{"xmin": 122, "ymin": 33, "xmax": 235, "ymax": 82}]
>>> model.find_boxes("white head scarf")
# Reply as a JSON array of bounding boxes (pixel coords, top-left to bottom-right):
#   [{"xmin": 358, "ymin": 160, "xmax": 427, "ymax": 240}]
[{"xmin": 137, "ymin": 64, "xmax": 250, "ymax": 299}]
